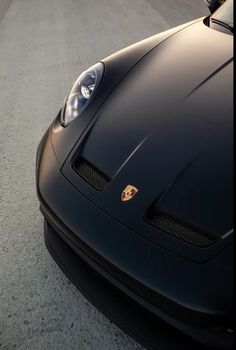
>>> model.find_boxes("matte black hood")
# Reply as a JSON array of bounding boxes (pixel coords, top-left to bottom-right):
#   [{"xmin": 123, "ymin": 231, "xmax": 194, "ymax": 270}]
[{"xmin": 77, "ymin": 20, "xmax": 233, "ymax": 238}]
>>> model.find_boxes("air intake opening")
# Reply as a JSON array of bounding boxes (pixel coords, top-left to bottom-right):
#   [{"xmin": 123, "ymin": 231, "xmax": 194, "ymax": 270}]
[
  {"xmin": 73, "ymin": 157, "xmax": 110, "ymax": 191},
  {"xmin": 145, "ymin": 209, "xmax": 219, "ymax": 247}
]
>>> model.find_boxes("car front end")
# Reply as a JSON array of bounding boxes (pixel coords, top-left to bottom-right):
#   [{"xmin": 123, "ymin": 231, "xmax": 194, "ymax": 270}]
[{"xmin": 36, "ymin": 3, "xmax": 234, "ymax": 348}]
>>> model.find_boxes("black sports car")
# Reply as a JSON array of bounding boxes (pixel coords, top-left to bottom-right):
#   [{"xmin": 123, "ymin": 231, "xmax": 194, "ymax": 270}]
[{"xmin": 36, "ymin": 0, "xmax": 234, "ymax": 348}]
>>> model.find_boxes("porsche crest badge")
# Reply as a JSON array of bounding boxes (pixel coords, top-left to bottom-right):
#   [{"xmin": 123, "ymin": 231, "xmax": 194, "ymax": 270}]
[{"xmin": 121, "ymin": 185, "xmax": 139, "ymax": 201}]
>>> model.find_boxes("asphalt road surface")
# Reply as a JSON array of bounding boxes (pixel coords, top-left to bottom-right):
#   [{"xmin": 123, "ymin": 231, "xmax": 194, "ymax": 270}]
[{"xmin": 0, "ymin": 1, "xmax": 207, "ymax": 349}]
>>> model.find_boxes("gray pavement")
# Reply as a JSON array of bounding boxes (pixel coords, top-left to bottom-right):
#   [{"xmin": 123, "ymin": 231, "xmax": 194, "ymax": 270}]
[{"xmin": 0, "ymin": 1, "xmax": 207, "ymax": 349}]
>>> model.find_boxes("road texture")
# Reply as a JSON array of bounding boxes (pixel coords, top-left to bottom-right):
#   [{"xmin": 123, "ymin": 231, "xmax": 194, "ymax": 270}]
[{"xmin": 0, "ymin": 1, "xmax": 207, "ymax": 349}]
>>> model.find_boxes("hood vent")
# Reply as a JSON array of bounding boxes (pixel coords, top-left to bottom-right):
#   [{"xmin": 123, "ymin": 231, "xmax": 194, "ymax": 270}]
[
  {"xmin": 145, "ymin": 209, "xmax": 219, "ymax": 247},
  {"xmin": 73, "ymin": 157, "xmax": 110, "ymax": 191}
]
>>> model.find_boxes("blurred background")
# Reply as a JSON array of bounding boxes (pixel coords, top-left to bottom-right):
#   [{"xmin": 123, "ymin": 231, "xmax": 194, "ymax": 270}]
[{"xmin": 0, "ymin": 1, "xmax": 207, "ymax": 349}]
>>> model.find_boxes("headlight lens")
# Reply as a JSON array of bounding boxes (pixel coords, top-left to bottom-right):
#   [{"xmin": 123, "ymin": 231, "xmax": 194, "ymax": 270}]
[{"xmin": 61, "ymin": 62, "xmax": 104, "ymax": 126}]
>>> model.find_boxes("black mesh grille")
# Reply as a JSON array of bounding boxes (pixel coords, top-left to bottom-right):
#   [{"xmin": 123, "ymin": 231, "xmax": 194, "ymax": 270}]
[
  {"xmin": 145, "ymin": 210, "xmax": 218, "ymax": 247},
  {"xmin": 73, "ymin": 158, "xmax": 110, "ymax": 191}
]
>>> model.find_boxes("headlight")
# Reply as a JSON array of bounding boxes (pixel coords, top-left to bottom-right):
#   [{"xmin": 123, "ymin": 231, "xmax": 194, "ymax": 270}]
[{"xmin": 61, "ymin": 62, "xmax": 104, "ymax": 126}]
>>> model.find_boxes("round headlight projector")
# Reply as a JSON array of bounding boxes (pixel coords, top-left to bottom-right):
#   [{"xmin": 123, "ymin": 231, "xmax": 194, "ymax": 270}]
[{"xmin": 61, "ymin": 62, "xmax": 104, "ymax": 126}]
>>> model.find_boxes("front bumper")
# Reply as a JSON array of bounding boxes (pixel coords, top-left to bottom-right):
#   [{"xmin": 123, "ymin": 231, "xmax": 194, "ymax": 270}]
[{"xmin": 36, "ymin": 127, "xmax": 233, "ymax": 349}]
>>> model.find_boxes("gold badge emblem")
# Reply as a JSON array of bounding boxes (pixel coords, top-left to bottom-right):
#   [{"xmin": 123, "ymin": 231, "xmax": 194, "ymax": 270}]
[{"xmin": 121, "ymin": 185, "xmax": 139, "ymax": 201}]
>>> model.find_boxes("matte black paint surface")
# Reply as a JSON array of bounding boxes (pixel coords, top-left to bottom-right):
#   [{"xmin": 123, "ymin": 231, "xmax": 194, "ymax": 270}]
[{"xmin": 36, "ymin": 13, "xmax": 233, "ymax": 349}]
